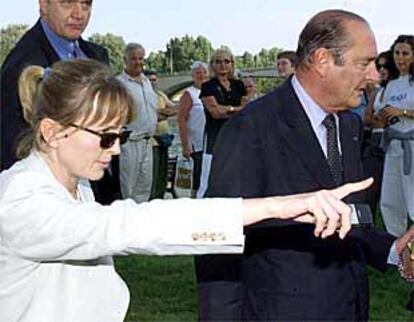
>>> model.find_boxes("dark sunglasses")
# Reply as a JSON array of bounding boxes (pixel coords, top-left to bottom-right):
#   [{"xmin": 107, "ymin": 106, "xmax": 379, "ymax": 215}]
[
  {"xmin": 69, "ymin": 124, "xmax": 131, "ymax": 149},
  {"xmin": 376, "ymin": 63, "xmax": 388, "ymax": 70},
  {"xmin": 215, "ymin": 59, "xmax": 232, "ymax": 65}
]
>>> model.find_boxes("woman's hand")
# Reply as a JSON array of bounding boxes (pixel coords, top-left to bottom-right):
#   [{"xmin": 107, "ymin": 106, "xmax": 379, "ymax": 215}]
[
  {"xmin": 377, "ymin": 105, "xmax": 403, "ymax": 124},
  {"xmin": 396, "ymin": 227, "xmax": 414, "ymax": 282},
  {"xmin": 182, "ymin": 146, "xmax": 193, "ymax": 159},
  {"xmin": 242, "ymin": 178, "xmax": 373, "ymax": 239}
]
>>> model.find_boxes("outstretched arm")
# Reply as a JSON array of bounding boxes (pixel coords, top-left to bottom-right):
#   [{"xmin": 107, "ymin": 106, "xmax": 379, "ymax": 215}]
[{"xmin": 242, "ymin": 178, "xmax": 373, "ymax": 239}]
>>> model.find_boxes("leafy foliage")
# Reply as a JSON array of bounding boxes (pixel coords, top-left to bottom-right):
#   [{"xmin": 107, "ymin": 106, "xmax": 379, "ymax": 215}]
[
  {"xmin": 88, "ymin": 33, "xmax": 126, "ymax": 73},
  {"xmin": 0, "ymin": 24, "xmax": 29, "ymax": 65}
]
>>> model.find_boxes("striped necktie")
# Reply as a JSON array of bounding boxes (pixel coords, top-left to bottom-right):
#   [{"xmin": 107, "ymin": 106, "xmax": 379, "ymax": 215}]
[{"xmin": 322, "ymin": 114, "xmax": 343, "ymax": 186}]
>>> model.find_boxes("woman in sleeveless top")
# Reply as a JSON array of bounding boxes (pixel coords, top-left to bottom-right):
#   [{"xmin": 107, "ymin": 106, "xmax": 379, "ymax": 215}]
[{"xmin": 178, "ymin": 61, "xmax": 209, "ymax": 197}]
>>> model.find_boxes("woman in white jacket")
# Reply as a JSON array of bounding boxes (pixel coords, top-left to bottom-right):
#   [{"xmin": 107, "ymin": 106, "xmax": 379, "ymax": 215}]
[{"xmin": 0, "ymin": 59, "xmax": 371, "ymax": 322}]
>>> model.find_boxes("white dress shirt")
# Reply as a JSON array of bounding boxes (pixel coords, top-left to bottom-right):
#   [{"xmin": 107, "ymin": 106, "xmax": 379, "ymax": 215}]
[
  {"xmin": 291, "ymin": 75, "xmax": 342, "ymax": 156},
  {"xmin": 0, "ymin": 152, "xmax": 244, "ymax": 322}
]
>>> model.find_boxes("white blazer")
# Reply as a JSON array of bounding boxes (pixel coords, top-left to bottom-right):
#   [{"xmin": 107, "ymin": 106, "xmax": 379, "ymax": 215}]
[{"xmin": 0, "ymin": 152, "xmax": 244, "ymax": 322}]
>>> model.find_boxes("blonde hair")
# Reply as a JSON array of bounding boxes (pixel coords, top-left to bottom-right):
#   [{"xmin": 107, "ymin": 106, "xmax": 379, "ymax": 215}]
[
  {"xmin": 209, "ymin": 48, "xmax": 235, "ymax": 79},
  {"xmin": 17, "ymin": 59, "xmax": 134, "ymax": 159}
]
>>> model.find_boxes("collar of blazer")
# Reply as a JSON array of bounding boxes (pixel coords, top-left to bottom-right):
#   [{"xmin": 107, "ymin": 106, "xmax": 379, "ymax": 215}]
[{"xmin": 19, "ymin": 151, "xmax": 95, "ymax": 202}]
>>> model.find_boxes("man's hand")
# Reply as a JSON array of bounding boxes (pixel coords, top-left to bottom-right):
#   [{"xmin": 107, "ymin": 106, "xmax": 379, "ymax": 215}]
[
  {"xmin": 396, "ymin": 226, "xmax": 414, "ymax": 282},
  {"xmin": 294, "ymin": 179, "xmax": 373, "ymax": 239},
  {"xmin": 256, "ymin": 178, "xmax": 373, "ymax": 239}
]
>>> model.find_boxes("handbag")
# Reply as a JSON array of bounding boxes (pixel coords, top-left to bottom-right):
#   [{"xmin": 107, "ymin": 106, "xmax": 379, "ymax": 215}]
[{"xmin": 175, "ymin": 157, "xmax": 193, "ymax": 190}]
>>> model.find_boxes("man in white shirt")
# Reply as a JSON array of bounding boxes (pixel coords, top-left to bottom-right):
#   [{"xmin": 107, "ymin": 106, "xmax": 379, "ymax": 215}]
[{"xmin": 117, "ymin": 43, "xmax": 158, "ymax": 203}]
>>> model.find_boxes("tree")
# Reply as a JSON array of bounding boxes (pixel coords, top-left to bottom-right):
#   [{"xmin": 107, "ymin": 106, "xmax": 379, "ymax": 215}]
[
  {"xmin": 268, "ymin": 47, "xmax": 283, "ymax": 66},
  {"xmin": 0, "ymin": 24, "xmax": 29, "ymax": 65},
  {"xmin": 146, "ymin": 51, "xmax": 167, "ymax": 74},
  {"xmin": 241, "ymin": 51, "xmax": 255, "ymax": 68},
  {"xmin": 194, "ymin": 36, "xmax": 214, "ymax": 64},
  {"xmin": 88, "ymin": 33, "xmax": 126, "ymax": 73},
  {"xmin": 162, "ymin": 35, "xmax": 214, "ymax": 74}
]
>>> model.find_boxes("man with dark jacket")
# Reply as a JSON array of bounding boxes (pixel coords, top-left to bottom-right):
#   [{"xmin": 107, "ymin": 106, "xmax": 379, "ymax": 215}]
[
  {"xmin": 1, "ymin": 0, "xmax": 119, "ymax": 204},
  {"xmin": 196, "ymin": 9, "xmax": 414, "ymax": 321}
]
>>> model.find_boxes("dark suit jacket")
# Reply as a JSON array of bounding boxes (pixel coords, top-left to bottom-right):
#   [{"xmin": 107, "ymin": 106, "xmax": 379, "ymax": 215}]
[
  {"xmin": 0, "ymin": 20, "xmax": 121, "ymax": 205},
  {"xmin": 198, "ymin": 80, "xmax": 395, "ymax": 321},
  {"xmin": 1, "ymin": 19, "xmax": 109, "ymax": 170}
]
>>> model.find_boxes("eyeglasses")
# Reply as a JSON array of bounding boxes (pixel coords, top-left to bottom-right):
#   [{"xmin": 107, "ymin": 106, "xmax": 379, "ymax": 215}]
[
  {"xmin": 215, "ymin": 59, "xmax": 232, "ymax": 65},
  {"xmin": 149, "ymin": 78, "xmax": 157, "ymax": 82},
  {"xmin": 376, "ymin": 63, "xmax": 387, "ymax": 70},
  {"xmin": 57, "ymin": 0, "xmax": 92, "ymax": 11},
  {"xmin": 69, "ymin": 124, "xmax": 131, "ymax": 149}
]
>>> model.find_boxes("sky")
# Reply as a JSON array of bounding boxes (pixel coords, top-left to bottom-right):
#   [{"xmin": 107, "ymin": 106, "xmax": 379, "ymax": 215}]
[{"xmin": 1, "ymin": 0, "xmax": 413, "ymax": 55}]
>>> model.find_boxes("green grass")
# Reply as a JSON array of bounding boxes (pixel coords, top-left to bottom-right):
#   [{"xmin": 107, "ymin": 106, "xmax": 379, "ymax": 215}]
[
  {"xmin": 115, "ymin": 255, "xmax": 197, "ymax": 321},
  {"xmin": 115, "ymin": 254, "xmax": 413, "ymax": 321}
]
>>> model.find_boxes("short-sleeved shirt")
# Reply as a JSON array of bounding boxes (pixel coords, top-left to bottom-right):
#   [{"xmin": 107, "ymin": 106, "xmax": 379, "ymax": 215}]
[{"xmin": 200, "ymin": 77, "xmax": 246, "ymax": 154}]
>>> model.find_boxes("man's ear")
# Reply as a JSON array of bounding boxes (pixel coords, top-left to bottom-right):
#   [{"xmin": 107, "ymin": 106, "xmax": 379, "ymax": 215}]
[
  {"xmin": 39, "ymin": 0, "xmax": 48, "ymax": 17},
  {"xmin": 39, "ymin": 118, "xmax": 64, "ymax": 149},
  {"xmin": 312, "ymin": 48, "xmax": 333, "ymax": 78}
]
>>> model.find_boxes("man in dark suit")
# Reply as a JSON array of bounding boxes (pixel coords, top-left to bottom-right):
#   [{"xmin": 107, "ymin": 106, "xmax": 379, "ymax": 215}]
[
  {"xmin": 196, "ymin": 9, "xmax": 414, "ymax": 321},
  {"xmin": 1, "ymin": 0, "xmax": 119, "ymax": 204}
]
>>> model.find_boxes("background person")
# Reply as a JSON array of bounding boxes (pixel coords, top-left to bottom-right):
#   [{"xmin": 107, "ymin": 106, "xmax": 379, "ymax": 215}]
[
  {"xmin": 0, "ymin": 0, "xmax": 121, "ymax": 205},
  {"xmin": 276, "ymin": 50, "xmax": 297, "ymax": 79},
  {"xmin": 362, "ymin": 50, "xmax": 399, "ymax": 215},
  {"xmin": 0, "ymin": 58, "xmax": 370, "ymax": 322},
  {"xmin": 147, "ymin": 70, "xmax": 177, "ymax": 199},
  {"xmin": 177, "ymin": 61, "xmax": 209, "ymax": 197},
  {"xmin": 243, "ymin": 75, "xmax": 259, "ymax": 102},
  {"xmin": 379, "ymin": 35, "xmax": 414, "ymax": 237},
  {"xmin": 116, "ymin": 43, "xmax": 157, "ymax": 203},
  {"xmin": 197, "ymin": 48, "xmax": 247, "ymax": 198}
]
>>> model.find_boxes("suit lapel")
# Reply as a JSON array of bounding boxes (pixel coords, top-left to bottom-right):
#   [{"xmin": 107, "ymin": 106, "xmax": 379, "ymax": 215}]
[
  {"xmin": 33, "ymin": 20, "xmax": 60, "ymax": 64},
  {"xmin": 79, "ymin": 39, "xmax": 96, "ymax": 60},
  {"xmin": 276, "ymin": 81, "xmax": 337, "ymax": 189}
]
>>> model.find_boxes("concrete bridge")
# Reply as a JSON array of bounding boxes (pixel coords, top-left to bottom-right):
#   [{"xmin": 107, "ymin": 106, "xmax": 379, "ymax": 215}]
[{"xmin": 158, "ymin": 67, "xmax": 279, "ymax": 96}]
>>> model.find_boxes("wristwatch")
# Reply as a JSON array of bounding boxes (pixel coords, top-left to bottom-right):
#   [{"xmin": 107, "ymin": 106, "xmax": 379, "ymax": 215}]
[
  {"xmin": 229, "ymin": 106, "xmax": 235, "ymax": 112},
  {"xmin": 403, "ymin": 109, "xmax": 408, "ymax": 117}
]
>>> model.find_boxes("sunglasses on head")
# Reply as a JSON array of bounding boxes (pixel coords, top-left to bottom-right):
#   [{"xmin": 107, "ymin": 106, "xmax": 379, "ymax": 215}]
[
  {"xmin": 215, "ymin": 59, "xmax": 232, "ymax": 65},
  {"xmin": 69, "ymin": 124, "xmax": 131, "ymax": 149}
]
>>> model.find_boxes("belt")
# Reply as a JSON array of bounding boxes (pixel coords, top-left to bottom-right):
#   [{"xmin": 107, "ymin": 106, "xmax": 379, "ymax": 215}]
[
  {"xmin": 128, "ymin": 133, "xmax": 153, "ymax": 141},
  {"xmin": 381, "ymin": 128, "xmax": 414, "ymax": 175},
  {"xmin": 372, "ymin": 128, "xmax": 384, "ymax": 134}
]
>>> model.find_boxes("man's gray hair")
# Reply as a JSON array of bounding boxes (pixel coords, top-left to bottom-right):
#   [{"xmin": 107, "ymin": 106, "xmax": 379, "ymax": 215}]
[
  {"xmin": 124, "ymin": 43, "xmax": 145, "ymax": 57},
  {"xmin": 296, "ymin": 9, "xmax": 368, "ymax": 68}
]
